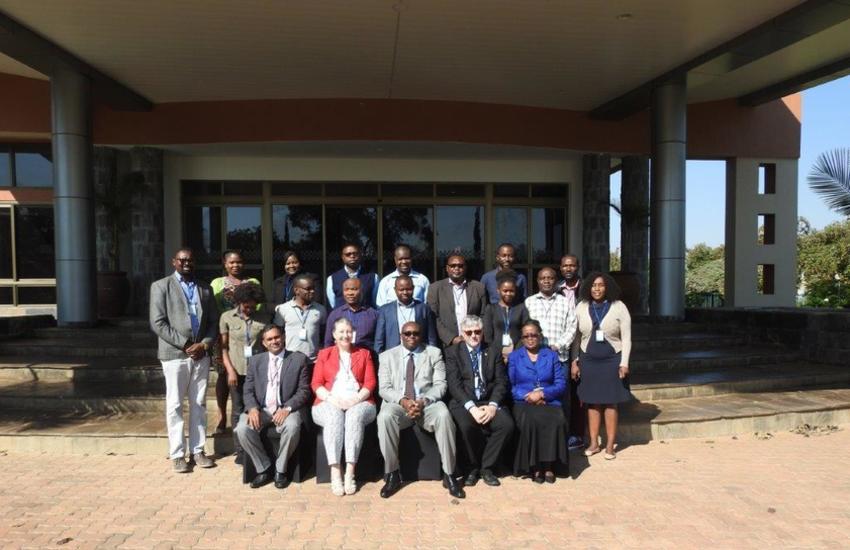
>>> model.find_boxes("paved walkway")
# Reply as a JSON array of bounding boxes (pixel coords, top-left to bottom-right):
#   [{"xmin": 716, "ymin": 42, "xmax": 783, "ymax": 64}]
[{"xmin": 1, "ymin": 428, "xmax": 849, "ymax": 549}]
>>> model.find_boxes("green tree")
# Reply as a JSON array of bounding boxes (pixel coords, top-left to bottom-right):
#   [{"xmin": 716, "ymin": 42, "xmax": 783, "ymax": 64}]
[
  {"xmin": 797, "ymin": 218, "xmax": 850, "ymax": 307},
  {"xmin": 685, "ymin": 243, "xmax": 725, "ymax": 306}
]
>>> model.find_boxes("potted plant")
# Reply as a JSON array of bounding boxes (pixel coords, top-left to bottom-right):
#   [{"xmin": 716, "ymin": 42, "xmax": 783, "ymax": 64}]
[{"xmin": 95, "ymin": 170, "xmax": 147, "ymax": 318}]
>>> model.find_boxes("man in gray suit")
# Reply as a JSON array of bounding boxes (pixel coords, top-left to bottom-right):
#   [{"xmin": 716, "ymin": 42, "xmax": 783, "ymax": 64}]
[
  {"xmin": 149, "ymin": 248, "xmax": 219, "ymax": 473},
  {"xmin": 235, "ymin": 324, "xmax": 311, "ymax": 489},
  {"xmin": 427, "ymin": 254, "xmax": 487, "ymax": 348},
  {"xmin": 376, "ymin": 321, "xmax": 465, "ymax": 499}
]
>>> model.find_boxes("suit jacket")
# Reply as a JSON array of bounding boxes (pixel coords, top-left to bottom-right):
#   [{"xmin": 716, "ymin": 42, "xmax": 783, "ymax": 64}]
[
  {"xmin": 149, "ymin": 274, "xmax": 219, "ymax": 361},
  {"xmin": 374, "ymin": 300, "xmax": 438, "ymax": 353},
  {"xmin": 378, "ymin": 344, "xmax": 446, "ymax": 405},
  {"xmin": 445, "ymin": 342, "xmax": 508, "ymax": 409},
  {"xmin": 426, "ymin": 278, "xmax": 487, "ymax": 347},
  {"xmin": 243, "ymin": 350, "xmax": 312, "ymax": 413},
  {"xmin": 311, "ymin": 345, "xmax": 377, "ymax": 405}
]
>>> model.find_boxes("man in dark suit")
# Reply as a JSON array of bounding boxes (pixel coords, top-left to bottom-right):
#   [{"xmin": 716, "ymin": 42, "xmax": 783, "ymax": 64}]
[
  {"xmin": 149, "ymin": 247, "xmax": 219, "ymax": 473},
  {"xmin": 374, "ymin": 275, "xmax": 438, "ymax": 353},
  {"xmin": 445, "ymin": 314, "xmax": 514, "ymax": 487},
  {"xmin": 235, "ymin": 324, "xmax": 311, "ymax": 489},
  {"xmin": 427, "ymin": 254, "xmax": 486, "ymax": 348}
]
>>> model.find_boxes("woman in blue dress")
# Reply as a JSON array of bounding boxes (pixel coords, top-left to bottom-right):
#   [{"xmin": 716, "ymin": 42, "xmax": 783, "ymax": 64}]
[{"xmin": 508, "ymin": 319, "xmax": 569, "ymax": 483}]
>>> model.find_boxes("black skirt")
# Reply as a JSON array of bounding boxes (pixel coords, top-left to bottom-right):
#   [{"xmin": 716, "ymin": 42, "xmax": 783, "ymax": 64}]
[
  {"xmin": 576, "ymin": 337, "xmax": 632, "ymax": 405},
  {"xmin": 512, "ymin": 402, "xmax": 569, "ymax": 476}
]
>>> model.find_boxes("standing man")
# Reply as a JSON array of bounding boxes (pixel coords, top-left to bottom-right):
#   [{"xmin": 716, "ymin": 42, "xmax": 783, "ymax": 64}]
[
  {"xmin": 445, "ymin": 315, "xmax": 514, "ymax": 487},
  {"xmin": 375, "ymin": 275, "xmax": 438, "ymax": 353},
  {"xmin": 427, "ymin": 254, "xmax": 487, "ymax": 348},
  {"xmin": 323, "ymin": 277, "xmax": 379, "ymax": 350},
  {"xmin": 274, "ymin": 273, "xmax": 327, "ymax": 362},
  {"xmin": 556, "ymin": 254, "xmax": 585, "ymax": 449},
  {"xmin": 375, "ymin": 245, "xmax": 430, "ymax": 307},
  {"xmin": 480, "ymin": 243, "xmax": 528, "ymax": 304},
  {"xmin": 149, "ymin": 247, "xmax": 218, "ymax": 473},
  {"xmin": 235, "ymin": 324, "xmax": 311, "ymax": 489},
  {"xmin": 325, "ymin": 243, "xmax": 379, "ymax": 308},
  {"xmin": 376, "ymin": 321, "xmax": 464, "ymax": 499}
]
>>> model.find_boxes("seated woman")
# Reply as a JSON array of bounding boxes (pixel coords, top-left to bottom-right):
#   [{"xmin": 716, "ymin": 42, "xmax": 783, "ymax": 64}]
[
  {"xmin": 508, "ymin": 320, "xmax": 569, "ymax": 483},
  {"xmin": 482, "ymin": 271, "xmax": 530, "ymax": 363},
  {"xmin": 570, "ymin": 272, "xmax": 632, "ymax": 460},
  {"xmin": 311, "ymin": 317, "xmax": 377, "ymax": 496}
]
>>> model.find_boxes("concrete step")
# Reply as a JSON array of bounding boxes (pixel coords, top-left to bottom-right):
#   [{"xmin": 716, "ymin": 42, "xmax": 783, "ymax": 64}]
[
  {"xmin": 629, "ymin": 345, "xmax": 794, "ymax": 372},
  {"xmin": 630, "ymin": 332, "xmax": 747, "ymax": 351},
  {"xmin": 0, "ymin": 357, "xmax": 164, "ymax": 383},
  {"xmin": 629, "ymin": 363, "xmax": 850, "ymax": 401},
  {"xmin": 31, "ymin": 327, "xmax": 157, "ymax": 342},
  {"xmin": 620, "ymin": 387, "xmax": 850, "ymax": 442},
  {"xmin": 0, "ymin": 342, "xmax": 157, "ymax": 359}
]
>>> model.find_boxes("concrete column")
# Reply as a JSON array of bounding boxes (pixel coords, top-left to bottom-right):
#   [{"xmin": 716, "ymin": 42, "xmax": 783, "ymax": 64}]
[
  {"xmin": 650, "ymin": 75, "xmax": 687, "ymax": 319},
  {"xmin": 581, "ymin": 153, "xmax": 611, "ymax": 273},
  {"xmin": 51, "ymin": 68, "xmax": 96, "ymax": 327},
  {"xmin": 129, "ymin": 147, "xmax": 165, "ymax": 315},
  {"xmin": 621, "ymin": 155, "xmax": 650, "ymax": 315}
]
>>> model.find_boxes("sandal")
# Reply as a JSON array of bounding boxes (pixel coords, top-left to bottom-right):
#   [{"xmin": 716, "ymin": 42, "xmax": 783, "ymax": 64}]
[
  {"xmin": 584, "ymin": 447, "xmax": 601, "ymax": 457},
  {"xmin": 331, "ymin": 478, "xmax": 345, "ymax": 496},
  {"xmin": 604, "ymin": 451, "xmax": 616, "ymax": 460},
  {"xmin": 344, "ymin": 474, "xmax": 357, "ymax": 495}
]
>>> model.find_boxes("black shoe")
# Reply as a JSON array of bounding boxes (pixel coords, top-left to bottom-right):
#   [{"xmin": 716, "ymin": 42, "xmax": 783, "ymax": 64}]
[
  {"xmin": 463, "ymin": 470, "xmax": 480, "ymax": 487},
  {"xmin": 234, "ymin": 451, "xmax": 244, "ymax": 466},
  {"xmin": 481, "ymin": 469, "xmax": 500, "ymax": 487},
  {"xmin": 250, "ymin": 470, "xmax": 272, "ymax": 489},
  {"xmin": 380, "ymin": 470, "xmax": 402, "ymax": 498},
  {"xmin": 532, "ymin": 471, "xmax": 545, "ymax": 484},
  {"xmin": 274, "ymin": 471, "xmax": 290, "ymax": 489},
  {"xmin": 443, "ymin": 474, "xmax": 466, "ymax": 499}
]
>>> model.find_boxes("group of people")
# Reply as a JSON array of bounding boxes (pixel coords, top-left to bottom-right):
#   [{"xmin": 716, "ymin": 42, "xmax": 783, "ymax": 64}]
[{"xmin": 149, "ymin": 241, "xmax": 633, "ymax": 500}]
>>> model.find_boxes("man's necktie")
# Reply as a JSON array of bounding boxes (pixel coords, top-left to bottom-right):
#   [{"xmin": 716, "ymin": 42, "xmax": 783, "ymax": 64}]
[
  {"xmin": 404, "ymin": 352, "xmax": 416, "ymax": 400},
  {"xmin": 470, "ymin": 350, "xmax": 484, "ymax": 400}
]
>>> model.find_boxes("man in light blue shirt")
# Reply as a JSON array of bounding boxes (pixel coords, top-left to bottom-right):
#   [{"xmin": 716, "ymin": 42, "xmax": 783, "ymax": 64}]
[{"xmin": 375, "ymin": 245, "xmax": 430, "ymax": 307}]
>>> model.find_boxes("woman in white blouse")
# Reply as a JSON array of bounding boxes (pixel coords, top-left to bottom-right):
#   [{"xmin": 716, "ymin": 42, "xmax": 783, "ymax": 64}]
[
  {"xmin": 570, "ymin": 272, "xmax": 632, "ymax": 460},
  {"xmin": 311, "ymin": 318, "xmax": 377, "ymax": 495}
]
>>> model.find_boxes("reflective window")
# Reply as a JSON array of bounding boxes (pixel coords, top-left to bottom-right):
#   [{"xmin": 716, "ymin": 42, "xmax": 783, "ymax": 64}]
[
  {"xmin": 531, "ymin": 208, "xmax": 566, "ymax": 264},
  {"xmin": 0, "ymin": 148, "xmax": 10, "ymax": 187},
  {"xmin": 494, "ymin": 207, "xmax": 528, "ymax": 264},
  {"xmin": 272, "ymin": 205, "xmax": 323, "ymax": 279},
  {"xmin": 436, "ymin": 184, "xmax": 485, "ymax": 198},
  {"xmin": 14, "ymin": 206, "xmax": 55, "ymax": 279},
  {"xmin": 0, "ymin": 209, "xmax": 11, "ymax": 279},
  {"xmin": 14, "ymin": 147, "xmax": 53, "ymax": 188},
  {"xmin": 382, "ymin": 183, "xmax": 432, "ymax": 197},
  {"xmin": 271, "ymin": 182, "xmax": 321, "ymax": 196},
  {"xmin": 182, "ymin": 181, "xmax": 222, "ymax": 196},
  {"xmin": 435, "ymin": 206, "xmax": 485, "ymax": 280},
  {"xmin": 494, "ymin": 184, "xmax": 528, "ymax": 198},
  {"xmin": 226, "ymin": 206, "xmax": 263, "ymax": 274},
  {"xmin": 325, "ymin": 207, "xmax": 378, "ymax": 274},
  {"xmin": 223, "ymin": 181, "xmax": 263, "ymax": 196},
  {"xmin": 17, "ymin": 286, "xmax": 56, "ymax": 304},
  {"xmin": 326, "ymin": 183, "xmax": 379, "ymax": 197},
  {"xmin": 183, "ymin": 206, "xmax": 222, "ymax": 266},
  {"xmin": 382, "ymin": 207, "xmax": 434, "ymax": 281},
  {"xmin": 0, "ymin": 287, "xmax": 11, "ymax": 305}
]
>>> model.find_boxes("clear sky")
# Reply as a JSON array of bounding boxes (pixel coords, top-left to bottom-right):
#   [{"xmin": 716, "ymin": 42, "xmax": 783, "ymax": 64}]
[{"xmin": 610, "ymin": 74, "xmax": 850, "ymax": 251}]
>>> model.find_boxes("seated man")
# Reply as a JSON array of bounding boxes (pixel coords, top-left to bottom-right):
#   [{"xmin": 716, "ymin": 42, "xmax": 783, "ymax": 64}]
[
  {"xmin": 445, "ymin": 315, "xmax": 515, "ymax": 487},
  {"xmin": 235, "ymin": 324, "xmax": 311, "ymax": 489},
  {"xmin": 376, "ymin": 321, "xmax": 465, "ymax": 499}
]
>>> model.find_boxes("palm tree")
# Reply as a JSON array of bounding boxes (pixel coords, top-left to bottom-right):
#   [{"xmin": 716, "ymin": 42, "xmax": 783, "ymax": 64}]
[{"xmin": 808, "ymin": 148, "xmax": 850, "ymax": 216}]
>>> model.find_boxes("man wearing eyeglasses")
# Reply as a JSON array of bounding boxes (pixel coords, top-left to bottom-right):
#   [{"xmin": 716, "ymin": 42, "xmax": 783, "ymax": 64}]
[
  {"xmin": 273, "ymin": 273, "xmax": 327, "ymax": 362},
  {"xmin": 376, "ymin": 321, "xmax": 464, "ymax": 499},
  {"xmin": 150, "ymin": 248, "xmax": 219, "ymax": 473},
  {"xmin": 427, "ymin": 254, "xmax": 487, "ymax": 348},
  {"xmin": 445, "ymin": 315, "xmax": 514, "ymax": 487},
  {"xmin": 326, "ymin": 243, "xmax": 379, "ymax": 308}
]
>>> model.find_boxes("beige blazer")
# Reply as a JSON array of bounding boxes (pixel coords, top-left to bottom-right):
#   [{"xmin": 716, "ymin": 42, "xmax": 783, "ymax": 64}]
[{"xmin": 570, "ymin": 300, "xmax": 632, "ymax": 366}]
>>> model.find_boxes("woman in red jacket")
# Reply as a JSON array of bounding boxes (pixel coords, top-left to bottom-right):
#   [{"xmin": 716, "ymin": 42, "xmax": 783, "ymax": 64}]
[{"xmin": 311, "ymin": 317, "xmax": 377, "ymax": 496}]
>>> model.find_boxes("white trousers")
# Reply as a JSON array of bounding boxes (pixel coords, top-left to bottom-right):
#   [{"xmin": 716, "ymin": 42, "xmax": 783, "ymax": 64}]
[
  {"xmin": 312, "ymin": 401, "xmax": 376, "ymax": 466},
  {"xmin": 161, "ymin": 356, "xmax": 210, "ymax": 459}
]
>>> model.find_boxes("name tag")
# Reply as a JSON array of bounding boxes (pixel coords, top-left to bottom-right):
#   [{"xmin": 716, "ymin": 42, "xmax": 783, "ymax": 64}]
[
  {"xmin": 351, "ymin": 330, "xmax": 357, "ymax": 344},
  {"xmin": 501, "ymin": 333, "xmax": 512, "ymax": 347},
  {"xmin": 243, "ymin": 345, "xmax": 253, "ymax": 359},
  {"xmin": 299, "ymin": 327, "xmax": 308, "ymax": 341},
  {"xmin": 595, "ymin": 329, "xmax": 604, "ymax": 343}
]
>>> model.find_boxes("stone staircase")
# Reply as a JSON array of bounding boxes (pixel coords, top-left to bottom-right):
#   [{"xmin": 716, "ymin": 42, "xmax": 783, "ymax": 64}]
[{"xmin": 0, "ymin": 317, "xmax": 848, "ymax": 456}]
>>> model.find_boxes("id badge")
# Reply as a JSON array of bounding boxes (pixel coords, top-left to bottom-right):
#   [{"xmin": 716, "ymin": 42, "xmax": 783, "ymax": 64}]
[
  {"xmin": 243, "ymin": 345, "xmax": 253, "ymax": 359},
  {"xmin": 299, "ymin": 327, "xmax": 308, "ymax": 341},
  {"xmin": 595, "ymin": 329, "xmax": 604, "ymax": 343},
  {"xmin": 501, "ymin": 333, "xmax": 512, "ymax": 347},
  {"xmin": 351, "ymin": 330, "xmax": 357, "ymax": 344}
]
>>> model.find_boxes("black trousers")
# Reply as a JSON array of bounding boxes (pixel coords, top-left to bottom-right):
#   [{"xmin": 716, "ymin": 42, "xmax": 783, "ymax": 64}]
[
  {"xmin": 450, "ymin": 402, "xmax": 515, "ymax": 473},
  {"xmin": 229, "ymin": 374, "xmax": 246, "ymax": 453}
]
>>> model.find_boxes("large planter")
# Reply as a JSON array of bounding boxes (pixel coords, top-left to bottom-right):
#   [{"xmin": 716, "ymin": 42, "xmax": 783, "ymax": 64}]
[
  {"xmin": 97, "ymin": 271, "xmax": 131, "ymax": 318},
  {"xmin": 610, "ymin": 271, "xmax": 641, "ymax": 314}
]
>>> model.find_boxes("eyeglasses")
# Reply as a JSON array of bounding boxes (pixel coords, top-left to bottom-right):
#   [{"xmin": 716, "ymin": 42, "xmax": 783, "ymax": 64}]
[
  {"xmin": 521, "ymin": 333, "xmax": 540, "ymax": 339},
  {"xmin": 463, "ymin": 329, "xmax": 482, "ymax": 336},
  {"xmin": 401, "ymin": 331, "xmax": 421, "ymax": 337}
]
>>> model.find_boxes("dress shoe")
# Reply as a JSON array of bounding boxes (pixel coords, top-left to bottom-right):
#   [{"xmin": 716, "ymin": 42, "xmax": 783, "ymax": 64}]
[
  {"xmin": 193, "ymin": 452, "xmax": 215, "ymax": 468},
  {"xmin": 532, "ymin": 471, "xmax": 545, "ymax": 484},
  {"xmin": 380, "ymin": 470, "xmax": 402, "ymax": 498},
  {"xmin": 274, "ymin": 472, "xmax": 290, "ymax": 489},
  {"xmin": 250, "ymin": 470, "xmax": 272, "ymax": 488},
  {"xmin": 234, "ymin": 451, "xmax": 244, "ymax": 466},
  {"xmin": 463, "ymin": 470, "xmax": 480, "ymax": 487},
  {"xmin": 443, "ymin": 474, "xmax": 466, "ymax": 499},
  {"xmin": 481, "ymin": 469, "xmax": 501, "ymax": 487},
  {"xmin": 172, "ymin": 457, "xmax": 190, "ymax": 473}
]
